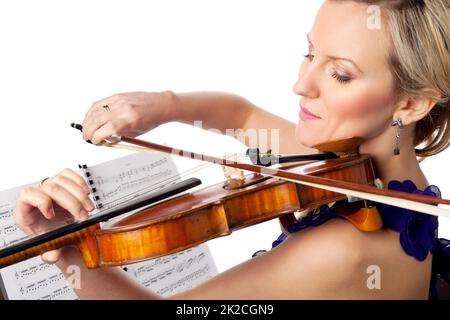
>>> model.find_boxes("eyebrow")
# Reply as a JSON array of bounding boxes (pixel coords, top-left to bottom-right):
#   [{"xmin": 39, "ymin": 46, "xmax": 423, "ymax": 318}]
[{"xmin": 306, "ymin": 33, "xmax": 363, "ymax": 73}]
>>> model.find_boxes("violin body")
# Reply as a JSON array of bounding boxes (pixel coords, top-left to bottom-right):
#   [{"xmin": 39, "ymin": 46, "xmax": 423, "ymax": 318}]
[{"xmin": 78, "ymin": 154, "xmax": 376, "ymax": 268}]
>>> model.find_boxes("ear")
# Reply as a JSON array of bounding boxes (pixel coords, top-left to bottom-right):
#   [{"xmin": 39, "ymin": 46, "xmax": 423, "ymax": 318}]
[{"xmin": 393, "ymin": 89, "xmax": 441, "ymax": 126}]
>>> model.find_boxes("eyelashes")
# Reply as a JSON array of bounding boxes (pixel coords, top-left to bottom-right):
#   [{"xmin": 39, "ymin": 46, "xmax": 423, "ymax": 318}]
[
  {"xmin": 331, "ymin": 71, "xmax": 352, "ymax": 84},
  {"xmin": 303, "ymin": 53, "xmax": 353, "ymax": 84},
  {"xmin": 303, "ymin": 53, "xmax": 314, "ymax": 62}
]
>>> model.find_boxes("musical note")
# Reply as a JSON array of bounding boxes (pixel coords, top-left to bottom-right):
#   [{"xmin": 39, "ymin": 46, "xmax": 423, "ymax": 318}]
[
  {"xmin": 0, "ymin": 210, "xmax": 12, "ymax": 222},
  {"xmin": 125, "ymin": 244, "xmax": 217, "ymax": 297}
]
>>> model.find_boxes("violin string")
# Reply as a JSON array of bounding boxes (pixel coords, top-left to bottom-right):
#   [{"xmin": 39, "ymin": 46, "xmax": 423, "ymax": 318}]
[
  {"xmin": 86, "ymin": 135, "xmax": 311, "ymax": 211},
  {"xmin": 9, "ymin": 153, "xmax": 249, "ymax": 245},
  {"xmin": 94, "ymin": 143, "xmax": 250, "ymax": 210},
  {"xmin": 96, "ymin": 163, "xmax": 206, "ymax": 209},
  {"xmin": 68, "ymin": 124, "xmax": 245, "ymax": 209}
]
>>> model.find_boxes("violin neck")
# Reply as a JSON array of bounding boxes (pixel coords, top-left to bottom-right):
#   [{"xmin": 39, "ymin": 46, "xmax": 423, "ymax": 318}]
[
  {"xmin": 0, "ymin": 178, "xmax": 202, "ymax": 269},
  {"xmin": 0, "ymin": 228, "xmax": 89, "ymax": 268}
]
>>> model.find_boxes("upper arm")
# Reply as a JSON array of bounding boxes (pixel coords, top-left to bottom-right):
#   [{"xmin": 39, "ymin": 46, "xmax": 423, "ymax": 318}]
[{"xmin": 169, "ymin": 220, "xmax": 365, "ymax": 300}]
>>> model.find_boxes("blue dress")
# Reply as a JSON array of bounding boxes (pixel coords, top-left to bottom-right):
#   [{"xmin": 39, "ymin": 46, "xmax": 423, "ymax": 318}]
[{"xmin": 252, "ymin": 180, "xmax": 450, "ymax": 300}]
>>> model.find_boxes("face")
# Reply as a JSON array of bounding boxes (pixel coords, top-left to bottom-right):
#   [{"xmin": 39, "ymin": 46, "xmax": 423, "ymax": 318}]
[{"xmin": 293, "ymin": 0, "xmax": 398, "ymax": 148}]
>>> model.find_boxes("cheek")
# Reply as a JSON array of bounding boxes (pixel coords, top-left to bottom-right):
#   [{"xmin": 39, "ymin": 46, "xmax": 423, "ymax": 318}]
[
  {"xmin": 326, "ymin": 89, "xmax": 394, "ymax": 137},
  {"xmin": 294, "ymin": 81, "xmax": 396, "ymax": 148},
  {"xmin": 331, "ymin": 91, "xmax": 385, "ymax": 118}
]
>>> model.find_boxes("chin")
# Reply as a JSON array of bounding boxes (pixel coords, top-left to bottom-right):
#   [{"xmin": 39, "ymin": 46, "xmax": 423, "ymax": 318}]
[{"xmin": 295, "ymin": 123, "xmax": 321, "ymax": 148}]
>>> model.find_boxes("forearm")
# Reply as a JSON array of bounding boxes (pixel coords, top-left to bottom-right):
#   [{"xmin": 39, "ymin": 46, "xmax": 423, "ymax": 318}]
[
  {"xmin": 170, "ymin": 91, "xmax": 252, "ymax": 132},
  {"xmin": 56, "ymin": 246, "xmax": 161, "ymax": 300},
  {"xmin": 170, "ymin": 91, "xmax": 312, "ymax": 154}
]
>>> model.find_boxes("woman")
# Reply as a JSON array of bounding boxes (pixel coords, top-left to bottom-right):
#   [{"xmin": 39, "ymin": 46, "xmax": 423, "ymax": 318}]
[{"xmin": 13, "ymin": 0, "xmax": 450, "ymax": 299}]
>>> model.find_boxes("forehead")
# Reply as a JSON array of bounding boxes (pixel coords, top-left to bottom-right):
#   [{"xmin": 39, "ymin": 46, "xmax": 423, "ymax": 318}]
[{"xmin": 310, "ymin": 0, "xmax": 391, "ymax": 73}]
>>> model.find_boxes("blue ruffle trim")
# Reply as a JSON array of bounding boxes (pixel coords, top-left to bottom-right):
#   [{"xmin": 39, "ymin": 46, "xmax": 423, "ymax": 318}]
[{"xmin": 374, "ymin": 180, "xmax": 440, "ymax": 262}]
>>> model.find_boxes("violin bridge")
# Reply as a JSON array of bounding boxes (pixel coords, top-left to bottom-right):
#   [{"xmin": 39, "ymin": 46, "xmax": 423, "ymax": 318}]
[{"xmin": 221, "ymin": 153, "xmax": 245, "ymax": 188}]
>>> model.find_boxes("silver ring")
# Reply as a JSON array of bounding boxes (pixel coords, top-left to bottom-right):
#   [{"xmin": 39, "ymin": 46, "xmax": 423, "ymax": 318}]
[
  {"xmin": 102, "ymin": 104, "xmax": 111, "ymax": 112},
  {"xmin": 39, "ymin": 177, "xmax": 50, "ymax": 187}
]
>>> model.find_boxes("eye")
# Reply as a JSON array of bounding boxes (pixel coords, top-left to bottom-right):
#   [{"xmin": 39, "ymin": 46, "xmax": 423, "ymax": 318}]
[
  {"xmin": 303, "ymin": 53, "xmax": 314, "ymax": 62},
  {"xmin": 331, "ymin": 71, "xmax": 352, "ymax": 84}
]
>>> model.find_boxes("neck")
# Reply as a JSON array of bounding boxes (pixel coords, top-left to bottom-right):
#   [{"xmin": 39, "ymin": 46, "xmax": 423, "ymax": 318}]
[{"xmin": 359, "ymin": 126, "xmax": 429, "ymax": 190}]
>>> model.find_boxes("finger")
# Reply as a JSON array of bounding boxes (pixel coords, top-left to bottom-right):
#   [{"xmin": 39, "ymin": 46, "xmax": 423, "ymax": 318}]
[
  {"xmin": 50, "ymin": 174, "xmax": 95, "ymax": 212},
  {"xmin": 82, "ymin": 106, "xmax": 126, "ymax": 143},
  {"xmin": 59, "ymin": 168, "xmax": 91, "ymax": 195},
  {"xmin": 82, "ymin": 94, "xmax": 121, "ymax": 129},
  {"xmin": 91, "ymin": 119, "xmax": 125, "ymax": 145},
  {"xmin": 40, "ymin": 181, "xmax": 89, "ymax": 221},
  {"xmin": 41, "ymin": 249, "xmax": 62, "ymax": 264},
  {"xmin": 82, "ymin": 94, "xmax": 118, "ymax": 123},
  {"xmin": 14, "ymin": 187, "xmax": 55, "ymax": 228},
  {"xmin": 82, "ymin": 109, "xmax": 113, "ymax": 142}
]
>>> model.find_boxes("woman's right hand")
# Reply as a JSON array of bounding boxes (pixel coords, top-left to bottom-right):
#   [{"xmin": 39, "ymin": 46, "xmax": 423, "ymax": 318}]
[
  {"xmin": 81, "ymin": 91, "xmax": 177, "ymax": 145},
  {"xmin": 13, "ymin": 169, "xmax": 96, "ymax": 263}
]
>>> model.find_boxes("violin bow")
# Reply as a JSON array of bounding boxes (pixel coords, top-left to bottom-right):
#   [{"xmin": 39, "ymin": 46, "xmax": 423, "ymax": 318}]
[{"xmin": 70, "ymin": 124, "xmax": 450, "ymax": 219}]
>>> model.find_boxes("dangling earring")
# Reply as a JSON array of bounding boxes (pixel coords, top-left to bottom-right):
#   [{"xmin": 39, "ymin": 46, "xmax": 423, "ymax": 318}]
[{"xmin": 391, "ymin": 118, "xmax": 403, "ymax": 156}]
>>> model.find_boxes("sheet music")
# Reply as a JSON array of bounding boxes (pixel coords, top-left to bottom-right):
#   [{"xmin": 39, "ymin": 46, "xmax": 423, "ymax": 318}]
[
  {"xmin": 0, "ymin": 185, "xmax": 77, "ymax": 300},
  {"xmin": 0, "ymin": 257, "xmax": 78, "ymax": 300},
  {"xmin": 0, "ymin": 186, "xmax": 30, "ymax": 250},
  {"xmin": 122, "ymin": 244, "xmax": 217, "ymax": 297},
  {"xmin": 0, "ymin": 152, "xmax": 218, "ymax": 299},
  {"xmin": 81, "ymin": 151, "xmax": 182, "ymax": 211}
]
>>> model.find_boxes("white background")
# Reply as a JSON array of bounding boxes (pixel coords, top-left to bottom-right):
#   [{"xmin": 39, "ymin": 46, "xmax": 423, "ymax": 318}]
[{"xmin": 0, "ymin": 0, "xmax": 448, "ymax": 273}]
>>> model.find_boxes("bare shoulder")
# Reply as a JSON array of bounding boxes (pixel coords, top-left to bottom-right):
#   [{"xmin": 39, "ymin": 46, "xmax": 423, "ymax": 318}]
[
  {"xmin": 281, "ymin": 218, "xmax": 432, "ymax": 299},
  {"xmin": 172, "ymin": 217, "xmax": 431, "ymax": 299},
  {"xmin": 283, "ymin": 216, "xmax": 367, "ymax": 259},
  {"xmin": 246, "ymin": 218, "xmax": 373, "ymax": 299},
  {"xmin": 274, "ymin": 218, "xmax": 369, "ymax": 296},
  {"xmin": 173, "ymin": 218, "xmax": 369, "ymax": 299}
]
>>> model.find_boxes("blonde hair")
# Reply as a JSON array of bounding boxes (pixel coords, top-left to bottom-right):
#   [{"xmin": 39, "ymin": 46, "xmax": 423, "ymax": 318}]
[{"xmin": 332, "ymin": 0, "xmax": 450, "ymax": 157}]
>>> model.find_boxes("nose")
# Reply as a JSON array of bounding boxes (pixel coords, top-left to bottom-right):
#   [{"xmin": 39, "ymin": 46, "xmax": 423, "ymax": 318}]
[{"xmin": 292, "ymin": 61, "xmax": 320, "ymax": 99}]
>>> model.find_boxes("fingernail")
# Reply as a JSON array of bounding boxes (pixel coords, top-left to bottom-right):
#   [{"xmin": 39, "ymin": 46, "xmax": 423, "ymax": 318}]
[
  {"xmin": 83, "ymin": 198, "xmax": 94, "ymax": 211},
  {"xmin": 79, "ymin": 209, "xmax": 89, "ymax": 221}
]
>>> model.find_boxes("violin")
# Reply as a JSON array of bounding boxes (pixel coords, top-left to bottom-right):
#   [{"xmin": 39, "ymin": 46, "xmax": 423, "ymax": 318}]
[{"xmin": 1, "ymin": 130, "xmax": 449, "ymax": 269}]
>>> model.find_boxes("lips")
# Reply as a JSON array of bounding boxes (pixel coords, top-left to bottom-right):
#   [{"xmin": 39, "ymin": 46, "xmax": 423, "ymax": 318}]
[{"xmin": 299, "ymin": 105, "xmax": 321, "ymax": 121}]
